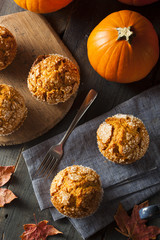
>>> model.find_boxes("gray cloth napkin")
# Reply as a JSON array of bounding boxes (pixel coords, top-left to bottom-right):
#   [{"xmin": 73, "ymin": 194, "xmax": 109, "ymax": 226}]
[{"xmin": 23, "ymin": 85, "xmax": 160, "ymax": 239}]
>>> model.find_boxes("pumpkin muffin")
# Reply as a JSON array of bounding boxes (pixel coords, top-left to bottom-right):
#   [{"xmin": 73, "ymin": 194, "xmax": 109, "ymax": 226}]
[
  {"xmin": 0, "ymin": 26, "xmax": 17, "ymax": 70},
  {"xmin": 97, "ymin": 114, "xmax": 149, "ymax": 164},
  {"xmin": 0, "ymin": 84, "xmax": 27, "ymax": 136},
  {"xmin": 27, "ymin": 54, "xmax": 80, "ymax": 104},
  {"xmin": 50, "ymin": 165, "xmax": 103, "ymax": 218}
]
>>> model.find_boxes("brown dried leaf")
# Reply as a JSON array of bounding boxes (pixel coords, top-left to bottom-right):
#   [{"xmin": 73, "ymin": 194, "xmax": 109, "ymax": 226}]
[
  {"xmin": 114, "ymin": 201, "xmax": 160, "ymax": 240},
  {"xmin": 20, "ymin": 219, "xmax": 62, "ymax": 240},
  {"xmin": 0, "ymin": 166, "xmax": 15, "ymax": 187},
  {"xmin": 0, "ymin": 188, "xmax": 17, "ymax": 207}
]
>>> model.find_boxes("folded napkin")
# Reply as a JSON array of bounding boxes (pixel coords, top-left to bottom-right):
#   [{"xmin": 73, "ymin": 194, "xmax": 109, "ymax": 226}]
[{"xmin": 23, "ymin": 85, "xmax": 160, "ymax": 239}]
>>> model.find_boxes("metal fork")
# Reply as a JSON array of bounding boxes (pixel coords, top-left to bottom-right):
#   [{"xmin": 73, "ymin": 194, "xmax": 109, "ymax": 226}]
[{"xmin": 35, "ymin": 89, "xmax": 98, "ymax": 178}]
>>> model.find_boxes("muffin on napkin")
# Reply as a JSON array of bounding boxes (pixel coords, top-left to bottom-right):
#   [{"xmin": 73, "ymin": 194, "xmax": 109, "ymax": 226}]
[
  {"xmin": 27, "ymin": 54, "xmax": 80, "ymax": 104},
  {"xmin": 0, "ymin": 84, "xmax": 27, "ymax": 136},
  {"xmin": 97, "ymin": 114, "xmax": 149, "ymax": 164},
  {"xmin": 0, "ymin": 26, "xmax": 17, "ymax": 70},
  {"xmin": 50, "ymin": 165, "xmax": 103, "ymax": 218}
]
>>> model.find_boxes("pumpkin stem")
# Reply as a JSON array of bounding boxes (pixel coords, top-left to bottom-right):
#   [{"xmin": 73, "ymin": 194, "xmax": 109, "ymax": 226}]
[{"xmin": 117, "ymin": 26, "xmax": 133, "ymax": 43}]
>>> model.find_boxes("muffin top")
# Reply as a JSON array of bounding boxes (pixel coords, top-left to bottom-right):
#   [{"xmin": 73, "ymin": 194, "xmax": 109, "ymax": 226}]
[
  {"xmin": 0, "ymin": 84, "xmax": 27, "ymax": 136},
  {"xmin": 27, "ymin": 54, "xmax": 80, "ymax": 104},
  {"xmin": 50, "ymin": 165, "xmax": 103, "ymax": 218},
  {"xmin": 0, "ymin": 26, "xmax": 17, "ymax": 70},
  {"xmin": 97, "ymin": 114, "xmax": 149, "ymax": 164}
]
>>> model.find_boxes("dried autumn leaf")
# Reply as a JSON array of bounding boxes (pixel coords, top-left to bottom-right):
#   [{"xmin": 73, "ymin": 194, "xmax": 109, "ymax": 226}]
[
  {"xmin": 20, "ymin": 219, "xmax": 62, "ymax": 240},
  {"xmin": 0, "ymin": 166, "xmax": 15, "ymax": 187},
  {"xmin": 0, "ymin": 188, "xmax": 17, "ymax": 207},
  {"xmin": 114, "ymin": 200, "xmax": 160, "ymax": 240}
]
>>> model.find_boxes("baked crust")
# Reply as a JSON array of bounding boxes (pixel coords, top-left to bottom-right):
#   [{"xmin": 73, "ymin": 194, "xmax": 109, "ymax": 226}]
[
  {"xmin": 27, "ymin": 54, "xmax": 80, "ymax": 104},
  {"xmin": 0, "ymin": 84, "xmax": 27, "ymax": 136},
  {"xmin": 0, "ymin": 26, "xmax": 17, "ymax": 70},
  {"xmin": 50, "ymin": 165, "xmax": 103, "ymax": 218},
  {"xmin": 97, "ymin": 114, "xmax": 149, "ymax": 164}
]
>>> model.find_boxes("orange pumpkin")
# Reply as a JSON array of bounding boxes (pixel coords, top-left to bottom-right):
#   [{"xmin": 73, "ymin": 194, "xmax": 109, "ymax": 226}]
[
  {"xmin": 87, "ymin": 10, "xmax": 159, "ymax": 83},
  {"xmin": 118, "ymin": 0, "xmax": 158, "ymax": 6},
  {"xmin": 14, "ymin": 0, "xmax": 73, "ymax": 13}
]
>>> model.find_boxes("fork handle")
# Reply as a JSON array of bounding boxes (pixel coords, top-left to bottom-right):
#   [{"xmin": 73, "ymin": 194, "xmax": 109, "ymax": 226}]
[
  {"xmin": 139, "ymin": 204, "xmax": 160, "ymax": 220},
  {"xmin": 59, "ymin": 89, "xmax": 98, "ymax": 145}
]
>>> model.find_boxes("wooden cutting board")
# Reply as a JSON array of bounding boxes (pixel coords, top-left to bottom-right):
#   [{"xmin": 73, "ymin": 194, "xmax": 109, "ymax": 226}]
[{"xmin": 0, "ymin": 11, "xmax": 79, "ymax": 146}]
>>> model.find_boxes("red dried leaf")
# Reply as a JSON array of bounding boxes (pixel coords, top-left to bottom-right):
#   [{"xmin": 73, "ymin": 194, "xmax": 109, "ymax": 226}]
[
  {"xmin": 0, "ymin": 188, "xmax": 17, "ymax": 207},
  {"xmin": 20, "ymin": 219, "xmax": 62, "ymax": 240},
  {"xmin": 114, "ymin": 201, "xmax": 160, "ymax": 240},
  {"xmin": 0, "ymin": 166, "xmax": 15, "ymax": 187}
]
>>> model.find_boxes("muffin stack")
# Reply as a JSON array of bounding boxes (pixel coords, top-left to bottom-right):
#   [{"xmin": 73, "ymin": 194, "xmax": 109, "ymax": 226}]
[{"xmin": 0, "ymin": 25, "xmax": 80, "ymax": 135}]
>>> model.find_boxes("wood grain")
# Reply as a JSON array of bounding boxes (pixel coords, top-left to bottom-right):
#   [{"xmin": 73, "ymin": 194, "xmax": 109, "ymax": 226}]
[{"xmin": 0, "ymin": 11, "xmax": 79, "ymax": 146}]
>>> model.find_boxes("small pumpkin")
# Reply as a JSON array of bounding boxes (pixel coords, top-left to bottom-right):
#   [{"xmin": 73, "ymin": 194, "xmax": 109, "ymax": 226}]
[
  {"xmin": 118, "ymin": 0, "xmax": 158, "ymax": 6},
  {"xmin": 87, "ymin": 10, "xmax": 159, "ymax": 83},
  {"xmin": 14, "ymin": 0, "xmax": 73, "ymax": 13}
]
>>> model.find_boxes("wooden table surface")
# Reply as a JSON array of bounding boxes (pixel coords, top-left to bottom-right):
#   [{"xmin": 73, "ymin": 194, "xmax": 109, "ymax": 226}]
[{"xmin": 0, "ymin": 0, "xmax": 160, "ymax": 239}]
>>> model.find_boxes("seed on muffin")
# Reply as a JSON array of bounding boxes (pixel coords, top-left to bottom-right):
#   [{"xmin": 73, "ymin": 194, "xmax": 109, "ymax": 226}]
[
  {"xmin": 27, "ymin": 54, "xmax": 80, "ymax": 105},
  {"xmin": 50, "ymin": 165, "xmax": 103, "ymax": 218},
  {"xmin": 0, "ymin": 26, "xmax": 17, "ymax": 70},
  {"xmin": 0, "ymin": 84, "xmax": 27, "ymax": 136},
  {"xmin": 97, "ymin": 114, "xmax": 149, "ymax": 164}
]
